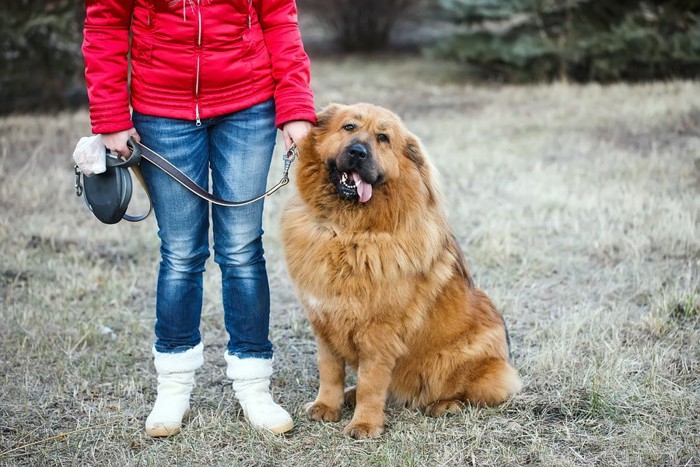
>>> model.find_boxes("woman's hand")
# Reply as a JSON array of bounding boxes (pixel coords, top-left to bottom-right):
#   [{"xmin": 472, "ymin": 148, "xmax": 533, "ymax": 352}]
[
  {"xmin": 282, "ymin": 120, "xmax": 312, "ymax": 150},
  {"xmin": 101, "ymin": 127, "xmax": 141, "ymax": 159}
]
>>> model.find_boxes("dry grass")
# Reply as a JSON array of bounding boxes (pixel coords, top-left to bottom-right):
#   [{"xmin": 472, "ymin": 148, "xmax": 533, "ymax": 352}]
[{"xmin": 1, "ymin": 55, "xmax": 698, "ymax": 466}]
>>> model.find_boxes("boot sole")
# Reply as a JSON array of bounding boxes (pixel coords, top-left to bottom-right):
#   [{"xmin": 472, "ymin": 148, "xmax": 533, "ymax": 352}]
[
  {"xmin": 145, "ymin": 409, "xmax": 190, "ymax": 438},
  {"xmin": 267, "ymin": 419, "xmax": 294, "ymax": 435},
  {"xmin": 145, "ymin": 425, "xmax": 182, "ymax": 438}
]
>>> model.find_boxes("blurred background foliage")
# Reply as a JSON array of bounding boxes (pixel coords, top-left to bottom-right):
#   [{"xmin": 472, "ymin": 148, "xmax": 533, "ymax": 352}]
[
  {"xmin": 1, "ymin": 0, "xmax": 85, "ymax": 114},
  {"xmin": 1, "ymin": 0, "xmax": 698, "ymax": 114},
  {"xmin": 300, "ymin": 0, "xmax": 424, "ymax": 51},
  {"xmin": 429, "ymin": 0, "xmax": 700, "ymax": 82}
]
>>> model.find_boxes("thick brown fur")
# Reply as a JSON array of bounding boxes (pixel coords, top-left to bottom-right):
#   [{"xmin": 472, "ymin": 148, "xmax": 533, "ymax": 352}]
[{"xmin": 281, "ymin": 103, "xmax": 522, "ymax": 439}]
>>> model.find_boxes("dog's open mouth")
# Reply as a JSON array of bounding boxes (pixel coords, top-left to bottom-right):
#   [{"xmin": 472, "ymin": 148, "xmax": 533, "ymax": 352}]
[{"xmin": 339, "ymin": 171, "xmax": 373, "ymax": 203}]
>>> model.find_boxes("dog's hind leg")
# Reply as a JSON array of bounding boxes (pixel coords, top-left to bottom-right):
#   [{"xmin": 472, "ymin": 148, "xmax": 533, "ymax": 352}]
[
  {"xmin": 424, "ymin": 399, "xmax": 465, "ymax": 417},
  {"xmin": 462, "ymin": 358, "xmax": 522, "ymax": 407},
  {"xmin": 424, "ymin": 358, "xmax": 521, "ymax": 417}
]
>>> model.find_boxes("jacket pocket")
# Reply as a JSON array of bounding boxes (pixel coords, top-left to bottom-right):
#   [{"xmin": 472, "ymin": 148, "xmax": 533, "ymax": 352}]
[
  {"xmin": 131, "ymin": 37, "xmax": 153, "ymax": 64},
  {"xmin": 131, "ymin": 2, "xmax": 155, "ymax": 63}
]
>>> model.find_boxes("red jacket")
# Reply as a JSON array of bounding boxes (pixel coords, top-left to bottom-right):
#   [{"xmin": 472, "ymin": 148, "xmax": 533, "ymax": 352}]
[{"xmin": 83, "ymin": 0, "xmax": 316, "ymax": 134}]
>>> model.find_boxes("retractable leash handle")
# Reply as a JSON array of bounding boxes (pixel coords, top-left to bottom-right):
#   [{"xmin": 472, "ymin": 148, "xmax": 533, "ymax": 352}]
[
  {"xmin": 108, "ymin": 141, "xmax": 142, "ymax": 168},
  {"xmin": 75, "ymin": 143, "xmax": 151, "ymax": 224},
  {"xmin": 118, "ymin": 142, "xmax": 152, "ymax": 222}
]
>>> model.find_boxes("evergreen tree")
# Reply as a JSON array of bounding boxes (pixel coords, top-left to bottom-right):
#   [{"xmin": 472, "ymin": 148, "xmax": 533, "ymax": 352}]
[
  {"xmin": 432, "ymin": 0, "xmax": 700, "ymax": 82},
  {"xmin": 1, "ymin": 0, "xmax": 86, "ymax": 114}
]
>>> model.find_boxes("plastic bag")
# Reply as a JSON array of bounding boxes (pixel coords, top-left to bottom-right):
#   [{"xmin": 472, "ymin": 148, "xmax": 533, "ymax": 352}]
[{"xmin": 72, "ymin": 135, "xmax": 106, "ymax": 176}]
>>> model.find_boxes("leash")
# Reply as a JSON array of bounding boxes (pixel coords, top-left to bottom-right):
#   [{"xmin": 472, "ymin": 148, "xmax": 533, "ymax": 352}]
[
  {"xmin": 75, "ymin": 138, "xmax": 298, "ymax": 222},
  {"xmin": 130, "ymin": 139, "xmax": 297, "ymax": 207}
]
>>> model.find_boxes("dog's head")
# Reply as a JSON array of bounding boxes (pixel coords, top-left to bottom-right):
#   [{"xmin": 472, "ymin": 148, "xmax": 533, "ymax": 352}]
[{"xmin": 295, "ymin": 103, "xmax": 439, "ymax": 226}]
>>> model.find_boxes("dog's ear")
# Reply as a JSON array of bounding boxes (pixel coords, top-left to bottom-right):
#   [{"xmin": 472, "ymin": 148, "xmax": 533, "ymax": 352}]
[
  {"xmin": 404, "ymin": 133, "xmax": 440, "ymax": 206},
  {"xmin": 404, "ymin": 134, "xmax": 425, "ymax": 168},
  {"xmin": 298, "ymin": 104, "xmax": 343, "ymax": 164},
  {"xmin": 315, "ymin": 103, "xmax": 343, "ymax": 129}
]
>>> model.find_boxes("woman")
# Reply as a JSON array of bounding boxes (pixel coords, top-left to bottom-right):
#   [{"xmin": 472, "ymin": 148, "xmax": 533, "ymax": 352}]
[{"xmin": 82, "ymin": 0, "xmax": 315, "ymax": 437}]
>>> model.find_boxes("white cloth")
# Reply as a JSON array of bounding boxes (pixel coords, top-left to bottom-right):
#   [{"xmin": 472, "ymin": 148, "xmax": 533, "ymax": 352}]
[{"xmin": 72, "ymin": 135, "xmax": 106, "ymax": 176}]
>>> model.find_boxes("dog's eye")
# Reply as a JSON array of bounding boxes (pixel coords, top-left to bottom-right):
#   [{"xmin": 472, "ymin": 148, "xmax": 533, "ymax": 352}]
[
  {"xmin": 343, "ymin": 124, "xmax": 356, "ymax": 132},
  {"xmin": 377, "ymin": 133, "xmax": 389, "ymax": 143}
]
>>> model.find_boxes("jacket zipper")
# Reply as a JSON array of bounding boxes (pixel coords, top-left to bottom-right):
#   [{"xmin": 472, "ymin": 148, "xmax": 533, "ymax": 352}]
[{"xmin": 195, "ymin": 0, "xmax": 202, "ymax": 126}]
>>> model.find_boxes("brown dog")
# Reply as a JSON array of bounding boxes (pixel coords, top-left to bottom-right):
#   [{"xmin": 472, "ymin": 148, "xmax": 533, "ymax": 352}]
[{"xmin": 281, "ymin": 103, "xmax": 522, "ymax": 439}]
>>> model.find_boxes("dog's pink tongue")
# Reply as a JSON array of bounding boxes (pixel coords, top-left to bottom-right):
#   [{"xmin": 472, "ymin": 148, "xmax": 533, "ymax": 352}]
[{"xmin": 352, "ymin": 172, "xmax": 372, "ymax": 203}]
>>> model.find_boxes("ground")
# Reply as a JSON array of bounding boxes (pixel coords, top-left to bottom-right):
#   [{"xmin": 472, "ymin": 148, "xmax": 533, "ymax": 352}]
[{"xmin": 0, "ymin": 55, "xmax": 698, "ymax": 465}]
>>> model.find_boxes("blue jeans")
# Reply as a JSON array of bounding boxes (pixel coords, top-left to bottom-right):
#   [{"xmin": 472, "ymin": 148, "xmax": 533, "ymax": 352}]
[{"xmin": 132, "ymin": 100, "xmax": 276, "ymax": 359}]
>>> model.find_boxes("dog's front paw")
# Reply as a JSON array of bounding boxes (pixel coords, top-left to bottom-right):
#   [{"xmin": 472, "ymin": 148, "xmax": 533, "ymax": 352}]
[
  {"xmin": 305, "ymin": 401, "xmax": 342, "ymax": 422},
  {"xmin": 343, "ymin": 420, "xmax": 384, "ymax": 439}
]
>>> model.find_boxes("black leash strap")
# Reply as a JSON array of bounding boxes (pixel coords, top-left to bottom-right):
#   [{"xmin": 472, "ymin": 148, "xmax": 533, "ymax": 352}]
[{"xmin": 129, "ymin": 138, "xmax": 297, "ymax": 208}]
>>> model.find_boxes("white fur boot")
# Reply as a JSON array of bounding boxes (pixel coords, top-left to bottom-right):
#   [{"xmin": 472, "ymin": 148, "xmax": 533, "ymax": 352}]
[
  {"xmin": 145, "ymin": 343, "xmax": 204, "ymax": 437},
  {"xmin": 224, "ymin": 353, "xmax": 294, "ymax": 434}
]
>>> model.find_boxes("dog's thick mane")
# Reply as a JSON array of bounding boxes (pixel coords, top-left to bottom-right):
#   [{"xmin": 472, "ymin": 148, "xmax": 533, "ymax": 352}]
[{"xmin": 295, "ymin": 112, "xmax": 474, "ymax": 290}]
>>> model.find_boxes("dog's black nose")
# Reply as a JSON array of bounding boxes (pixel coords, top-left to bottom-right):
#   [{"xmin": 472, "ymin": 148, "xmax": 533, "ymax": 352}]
[{"xmin": 348, "ymin": 142, "xmax": 368, "ymax": 160}]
